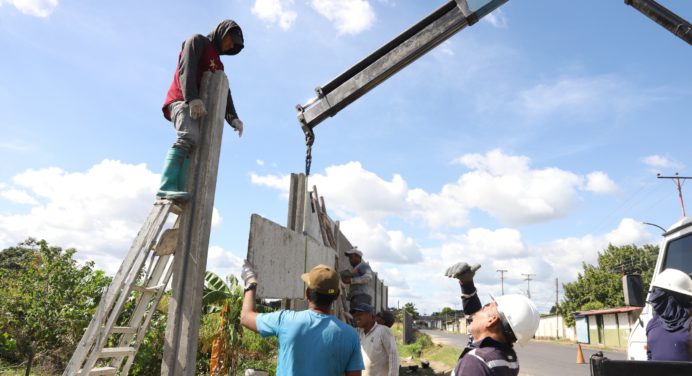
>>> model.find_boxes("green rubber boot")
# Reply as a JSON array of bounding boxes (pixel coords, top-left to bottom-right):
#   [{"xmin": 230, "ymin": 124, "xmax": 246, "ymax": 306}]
[
  {"xmin": 178, "ymin": 155, "xmax": 190, "ymax": 192},
  {"xmin": 156, "ymin": 148, "xmax": 191, "ymax": 200}
]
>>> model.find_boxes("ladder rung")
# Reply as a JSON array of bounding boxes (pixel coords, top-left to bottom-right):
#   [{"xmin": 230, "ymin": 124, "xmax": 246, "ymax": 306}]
[
  {"xmin": 111, "ymin": 326, "xmax": 137, "ymax": 334},
  {"xmin": 78, "ymin": 366, "xmax": 118, "ymax": 375},
  {"xmin": 132, "ymin": 284, "xmax": 164, "ymax": 293},
  {"xmin": 100, "ymin": 346, "xmax": 136, "ymax": 358}
]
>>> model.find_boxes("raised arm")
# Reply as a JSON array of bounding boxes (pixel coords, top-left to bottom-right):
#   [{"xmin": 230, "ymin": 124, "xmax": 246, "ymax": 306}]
[{"xmin": 239, "ymin": 260, "xmax": 259, "ymax": 332}]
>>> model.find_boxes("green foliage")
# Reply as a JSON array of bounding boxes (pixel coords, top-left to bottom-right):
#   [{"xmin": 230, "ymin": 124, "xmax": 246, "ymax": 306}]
[
  {"xmin": 439, "ymin": 307, "xmax": 454, "ymax": 315},
  {"xmin": 0, "ymin": 239, "xmax": 111, "ymax": 373},
  {"xmin": 198, "ymin": 272, "xmax": 277, "ymax": 375},
  {"xmin": 404, "ymin": 302, "xmax": 420, "ymax": 319},
  {"xmin": 129, "ymin": 309, "xmax": 167, "ymax": 376},
  {"xmin": 0, "ymin": 333, "xmax": 16, "ymax": 352},
  {"xmin": 559, "ymin": 243, "xmax": 658, "ymax": 327},
  {"xmin": 399, "ymin": 331, "xmax": 433, "ymax": 358}
]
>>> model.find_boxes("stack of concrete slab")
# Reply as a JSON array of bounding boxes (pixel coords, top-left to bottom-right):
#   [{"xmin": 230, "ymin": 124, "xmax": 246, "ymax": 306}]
[{"xmin": 247, "ymin": 173, "xmax": 389, "ymax": 315}]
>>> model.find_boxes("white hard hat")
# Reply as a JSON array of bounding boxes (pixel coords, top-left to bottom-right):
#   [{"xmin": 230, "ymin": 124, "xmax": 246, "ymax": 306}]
[
  {"xmin": 651, "ymin": 268, "xmax": 692, "ymax": 297},
  {"xmin": 345, "ymin": 247, "xmax": 363, "ymax": 257},
  {"xmin": 492, "ymin": 294, "xmax": 540, "ymax": 346}
]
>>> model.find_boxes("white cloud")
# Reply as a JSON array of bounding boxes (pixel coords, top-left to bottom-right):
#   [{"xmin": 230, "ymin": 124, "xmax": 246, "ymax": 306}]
[
  {"xmin": 310, "ymin": 0, "xmax": 376, "ymax": 35},
  {"xmin": 253, "ymin": 151, "xmax": 614, "ymax": 229},
  {"xmin": 251, "ymin": 0, "xmax": 297, "ymax": 30},
  {"xmin": 0, "ymin": 0, "xmax": 58, "ymax": 17},
  {"xmin": 420, "ymin": 149, "xmax": 584, "ymax": 226},
  {"xmin": 250, "ymin": 172, "xmax": 291, "ymax": 197},
  {"xmin": 256, "ymin": 159, "xmax": 265, "ymax": 166},
  {"xmin": 585, "ymin": 171, "xmax": 618, "ymax": 194},
  {"xmin": 206, "ymin": 245, "xmax": 244, "ymax": 280},
  {"xmin": 0, "ymin": 188, "xmax": 38, "ymax": 205},
  {"xmin": 605, "ymin": 218, "xmax": 651, "ymax": 246},
  {"xmin": 538, "ymin": 217, "xmax": 651, "ymax": 281},
  {"xmin": 641, "ymin": 155, "xmax": 683, "ymax": 170},
  {"xmin": 252, "ymin": 161, "xmax": 409, "ymax": 223},
  {"xmin": 340, "ymin": 217, "xmax": 422, "ymax": 264},
  {"xmin": 514, "ymin": 75, "xmax": 655, "ymax": 121},
  {"xmin": 0, "ymin": 160, "xmax": 226, "ymax": 274},
  {"xmin": 483, "ymin": 10, "xmax": 507, "ymax": 28}
]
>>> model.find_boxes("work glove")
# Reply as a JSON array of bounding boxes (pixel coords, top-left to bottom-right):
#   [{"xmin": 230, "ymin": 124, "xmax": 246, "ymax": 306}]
[
  {"xmin": 445, "ymin": 262, "xmax": 481, "ymax": 284},
  {"xmin": 241, "ymin": 259, "xmax": 258, "ymax": 291},
  {"xmin": 231, "ymin": 118, "xmax": 244, "ymax": 138},
  {"xmin": 189, "ymin": 99, "xmax": 207, "ymax": 120}
]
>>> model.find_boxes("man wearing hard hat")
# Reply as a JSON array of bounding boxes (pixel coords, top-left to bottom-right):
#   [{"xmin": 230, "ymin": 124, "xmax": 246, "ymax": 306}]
[
  {"xmin": 646, "ymin": 268, "xmax": 692, "ymax": 361},
  {"xmin": 343, "ymin": 247, "xmax": 374, "ymax": 308},
  {"xmin": 445, "ymin": 262, "xmax": 540, "ymax": 376}
]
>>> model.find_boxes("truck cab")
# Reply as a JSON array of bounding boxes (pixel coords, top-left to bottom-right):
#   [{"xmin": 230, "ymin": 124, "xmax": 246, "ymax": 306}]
[{"xmin": 627, "ymin": 217, "xmax": 692, "ymax": 360}]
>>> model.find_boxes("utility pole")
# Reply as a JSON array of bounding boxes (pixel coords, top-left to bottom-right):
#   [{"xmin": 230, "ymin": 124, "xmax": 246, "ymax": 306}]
[
  {"xmin": 657, "ymin": 173, "xmax": 692, "ymax": 217},
  {"xmin": 555, "ymin": 277, "xmax": 559, "ymax": 339},
  {"xmin": 522, "ymin": 273, "xmax": 535, "ymax": 299},
  {"xmin": 497, "ymin": 269, "xmax": 508, "ymax": 295}
]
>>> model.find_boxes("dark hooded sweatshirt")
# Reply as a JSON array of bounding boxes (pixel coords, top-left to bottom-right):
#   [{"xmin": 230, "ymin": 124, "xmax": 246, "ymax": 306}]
[
  {"xmin": 646, "ymin": 287, "xmax": 692, "ymax": 361},
  {"xmin": 163, "ymin": 20, "xmax": 242, "ymax": 124}
]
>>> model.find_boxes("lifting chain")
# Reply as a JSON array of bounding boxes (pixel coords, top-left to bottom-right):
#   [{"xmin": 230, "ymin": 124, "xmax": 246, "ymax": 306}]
[{"xmin": 304, "ymin": 127, "xmax": 315, "ymax": 177}]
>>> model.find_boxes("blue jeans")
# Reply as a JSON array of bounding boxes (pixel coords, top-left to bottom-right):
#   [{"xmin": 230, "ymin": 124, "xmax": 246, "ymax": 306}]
[{"xmin": 168, "ymin": 101, "xmax": 200, "ymax": 154}]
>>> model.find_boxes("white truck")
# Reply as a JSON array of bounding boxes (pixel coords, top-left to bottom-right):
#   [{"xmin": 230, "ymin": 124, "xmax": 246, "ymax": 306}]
[
  {"xmin": 590, "ymin": 217, "xmax": 692, "ymax": 376},
  {"xmin": 626, "ymin": 216, "xmax": 692, "ymax": 360}
]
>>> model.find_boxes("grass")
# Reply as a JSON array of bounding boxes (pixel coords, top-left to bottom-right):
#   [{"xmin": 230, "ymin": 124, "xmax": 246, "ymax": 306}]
[{"xmin": 393, "ymin": 324, "xmax": 459, "ymax": 375}]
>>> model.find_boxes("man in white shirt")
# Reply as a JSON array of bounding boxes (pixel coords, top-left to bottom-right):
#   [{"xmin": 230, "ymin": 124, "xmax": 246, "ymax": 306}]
[{"xmin": 351, "ymin": 303, "xmax": 400, "ymax": 376}]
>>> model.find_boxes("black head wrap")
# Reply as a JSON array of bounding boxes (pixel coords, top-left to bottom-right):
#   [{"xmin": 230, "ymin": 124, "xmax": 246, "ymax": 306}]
[
  {"xmin": 208, "ymin": 20, "xmax": 244, "ymax": 55},
  {"xmin": 649, "ymin": 287, "xmax": 691, "ymax": 331}
]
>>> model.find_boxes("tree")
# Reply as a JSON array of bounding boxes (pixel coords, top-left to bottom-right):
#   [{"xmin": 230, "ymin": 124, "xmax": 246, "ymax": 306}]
[
  {"xmin": 0, "ymin": 239, "xmax": 111, "ymax": 374},
  {"xmin": 404, "ymin": 302, "xmax": 420, "ymax": 319},
  {"xmin": 440, "ymin": 307, "xmax": 454, "ymax": 316},
  {"xmin": 199, "ymin": 271, "xmax": 277, "ymax": 375},
  {"xmin": 559, "ymin": 244, "xmax": 658, "ymax": 327}
]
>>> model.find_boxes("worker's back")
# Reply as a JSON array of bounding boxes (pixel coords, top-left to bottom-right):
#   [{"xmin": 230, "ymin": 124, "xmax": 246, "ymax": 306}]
[{"xmin": 256, "ymin": 309, "xmax": 363, "ymax": 376}]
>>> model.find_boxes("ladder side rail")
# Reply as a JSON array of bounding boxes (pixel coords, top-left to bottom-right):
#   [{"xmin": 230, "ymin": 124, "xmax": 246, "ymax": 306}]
[
  {"xmin": 110, "ymin": 254, "xmax": 174, "ymax": 369},
  {"xmin": 119, "ymin": 257, "xmax": 175, "ymax": 376},
  {"xmin": 63, "ymin": 202, "xmax": 171, "ymax": 375},
  {"xmin": 79, "ymin": 206, "xmax": 172, "ymax": 373},
  {"xmin": 297, "ymin": 0, "xmax": 509, "ymax": 131}
]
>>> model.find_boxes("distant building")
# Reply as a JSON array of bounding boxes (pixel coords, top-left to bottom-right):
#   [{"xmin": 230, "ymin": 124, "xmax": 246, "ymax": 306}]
[{"xmin": 572, "ymin": 307, "xmax": 642, "ymax": 348}]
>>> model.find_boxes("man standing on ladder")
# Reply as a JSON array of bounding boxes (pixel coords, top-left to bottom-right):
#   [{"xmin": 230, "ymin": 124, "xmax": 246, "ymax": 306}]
[{"xmin": 158, "ymin": 19, "xmax": 246, "ymax": 200}]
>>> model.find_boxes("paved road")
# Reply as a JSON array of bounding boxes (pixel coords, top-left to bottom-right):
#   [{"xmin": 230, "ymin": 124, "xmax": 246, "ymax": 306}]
[{"xmin": 420, "ymin": 329, "xmax": 626, "ymax": 376}]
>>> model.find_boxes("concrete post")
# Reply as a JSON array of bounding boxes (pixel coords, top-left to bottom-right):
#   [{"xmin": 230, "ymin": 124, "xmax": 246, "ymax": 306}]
[{"xmin": 161, "ymin": 71, "xmax": 228, "ymax": 376}]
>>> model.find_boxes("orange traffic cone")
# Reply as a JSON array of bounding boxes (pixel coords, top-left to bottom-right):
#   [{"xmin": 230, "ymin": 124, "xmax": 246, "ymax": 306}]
[{"xmin": 576, "ymin": 343, "xmax": 585, "ymax": 364}]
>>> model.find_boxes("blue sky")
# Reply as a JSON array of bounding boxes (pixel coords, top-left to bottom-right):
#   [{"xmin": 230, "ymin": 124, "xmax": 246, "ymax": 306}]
[{"xmin": 1, "ymin": 0, "xmax": 691, "ymax": 314}]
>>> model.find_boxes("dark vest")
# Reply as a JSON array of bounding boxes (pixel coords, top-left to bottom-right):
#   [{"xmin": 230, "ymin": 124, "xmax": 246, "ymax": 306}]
[{"xmin": 162, "ymin": 41, "xmax": 224, "ymax": 120}]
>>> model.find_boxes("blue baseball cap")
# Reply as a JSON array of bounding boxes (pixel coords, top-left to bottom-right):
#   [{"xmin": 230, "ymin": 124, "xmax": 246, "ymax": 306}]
[{"xmin": 350, "ymin": 303, "xmax": 374, "ymax": 314}]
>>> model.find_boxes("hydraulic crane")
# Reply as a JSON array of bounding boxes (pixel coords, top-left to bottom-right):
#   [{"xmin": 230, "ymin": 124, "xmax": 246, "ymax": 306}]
[
  {"xmin": 295, "ymin": 0, "xmax": 690, "ymax": 175},
  {"xmin": 295, "ymin": 0, "xmax": 509, "ymax": 174}
]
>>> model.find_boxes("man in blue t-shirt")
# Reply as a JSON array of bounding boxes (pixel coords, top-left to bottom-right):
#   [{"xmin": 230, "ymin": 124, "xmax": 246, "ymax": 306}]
[{"xmin": 240, "ymin": 260, "xmax": 364, "ymax": 376}]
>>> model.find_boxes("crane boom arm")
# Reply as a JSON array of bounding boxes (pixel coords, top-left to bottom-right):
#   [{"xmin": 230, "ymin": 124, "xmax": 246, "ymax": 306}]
[
  {"xmin": 625, "ymin": 0, "xmax": 692, "ymax": 45},
  {"xmin": 296, "ymin": 0, "xmax": 509, "ymax": 136}
]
